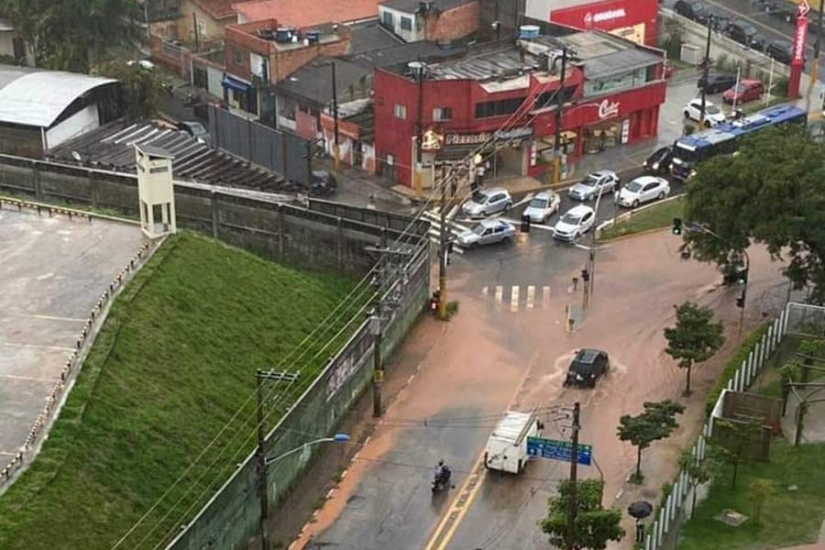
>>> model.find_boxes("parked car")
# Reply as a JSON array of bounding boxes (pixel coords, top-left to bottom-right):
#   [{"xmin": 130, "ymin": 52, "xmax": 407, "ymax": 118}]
[
  {"xmin": 461, "ymin": 187, "xmax": 513, "ymax": 218},
  {"xmin": 568, "ymin": 170, "xmax": 620, "ymax": 202},
  {"xmin": 683, "ymin": 98, "xmax": 726, "ymax": 127},
  {"xmin": 456, "ymin": 219, "xmax": 516, "ymax": 249},
  {"xmin": 723, "ymin": 79, "xmax": 764, "ymax": 104},
  {"xmin": 643, "ymin": 146, "xmax": 674, "ymax": 176},
  {"xmin": 724, "ymin": 20, "xmax": 763, "ymax": 49},
  {"xmin": 698, "ymin": 73, "xmax": 737, "ymax": 94},
  {"xmin": 523, "ymin": 190, "xmax": 560, "ymax": 223},
  {"xmin": 766, "ymin": 40, "xmax": 801, "ymax": 65},
  {"xmin": 552, "ymin": 205, "xmax": 596, "ymax": 242},
  {"xmin": 674, "ymin": 0, "xmax": 708, "ymax": 23},
  {"xmin": 564, "ymin": 348, "xmax": 610, "ymax": 388},
  {"xmin": 615, "ymin": 176, "xmax": 670, "ymax": 208},
  {"xmin": 177, "ymin": 120, "xmax": 210, "ymax": 141},
  {"xmin": 760, "ymin": 0, "xmax": 799, "ymax": 22}
]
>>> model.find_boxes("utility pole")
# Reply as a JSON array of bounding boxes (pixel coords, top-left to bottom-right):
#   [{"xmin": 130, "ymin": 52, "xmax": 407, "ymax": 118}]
[
  {"xmin": 552, "ymin": 47, "xmax": 568, "ymax": 184},
  {"xmin": 700, "ymin": 15, "xmax": 713, "ymax": 128},
  {"xmin": 438, "ymin": 171, "xmax": 448, "ymax": 319},
  {"xmin": 566, "ymin": 402, "xmax": 581, "ymax": 550},
  {"xmin": 330, "ymin": 61, "xmax": 340, "ymax": 173},
  {"xmin": 414, "ymin": 61, "xmax": 426, "ymax": 197},
  {"xmin": 805, "ymin": 0, "xmax": 824, "ymax": 113},
  {"xmin": 255, "ymin": 370, "xmax": 300, "ymax": 550},
  {"xmin": 371, "ymin": 231, "xmax": 388, "ymax": 418},
  {"xmin": 192, "ymin": 12, "xmax": 200, "ymax": 53}
]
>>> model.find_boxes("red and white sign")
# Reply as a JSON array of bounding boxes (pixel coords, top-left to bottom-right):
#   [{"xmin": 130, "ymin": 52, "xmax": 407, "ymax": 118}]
[
  {"xmin": 793, "ymin": 15, "xmax": 809, "ymax": 65},
  {"xmin": 548, "ymin": 0, "xmax": 658, "ymax": 45},
  {"xmin": 798, "ymin": 0, "xmax": 811, "ymax": 18},
  {"xmin": 583, "ymin": 8, "xmax": 627, "ymax": 27},
  {"xmin": 598, "ymin": 98, "xmax": 620, "ymax": 119}
]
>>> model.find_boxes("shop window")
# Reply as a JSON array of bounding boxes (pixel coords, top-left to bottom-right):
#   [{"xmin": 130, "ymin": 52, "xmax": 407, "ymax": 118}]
[
  {"xmin": 475, "ymin": 97, "xmax": 526, "ymax": 118},
  {"xmin": 394, "ymin": 103, "xmax": 407, "ymax": 119},
  {"xmin": 433, "ymin": 107, "xmax": 452, "ymax": 121},
  {"xmin": 584, "ymin": 67, "xmax": 649, "ymax": 97},
  {"xmin": 400, "ymin": 16, "xmax": 413, "ymax": 31}
]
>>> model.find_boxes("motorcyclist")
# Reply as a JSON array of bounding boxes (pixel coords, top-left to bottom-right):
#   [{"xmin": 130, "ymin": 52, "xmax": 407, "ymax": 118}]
[{"xmin": 434, "ymin": 460, "xmax": 445, "ymax": 482}]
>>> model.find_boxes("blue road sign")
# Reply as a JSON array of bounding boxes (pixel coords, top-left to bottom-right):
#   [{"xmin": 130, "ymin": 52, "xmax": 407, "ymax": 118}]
[{"xmin": 526, "ymin": 436, "xmax": 592, "ymax": 466}]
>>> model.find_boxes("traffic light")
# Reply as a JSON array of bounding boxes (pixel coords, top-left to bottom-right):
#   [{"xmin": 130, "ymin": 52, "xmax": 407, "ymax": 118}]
[
  {"xmin": 672, "ymin": 218, "xmax": 682, "ymax": 236},
  {"xmin": 581, "ymin": 268, "xmax": 590, "ymax": 283},
  {"xmin": 521, "ymin": 214, "xmax": 531, "ymax": 233},
  {"xmin": 736, "ymin": 268, "xmax": 749, "ymax": 286},
  {"xmin": 736, "ymin": 290, "xmax": 746, "ymax": 309}
]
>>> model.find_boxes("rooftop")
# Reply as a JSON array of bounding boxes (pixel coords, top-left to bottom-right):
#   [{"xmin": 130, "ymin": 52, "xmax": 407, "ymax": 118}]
[
  {"xmin": 0, "ymin": 65, "xmax": 117, "ymax": 128},
  {"xmin": 348, "ymin": 19, "xmax": 403, "ymax": 55},
  {"xmin": 380, "ymin": 0, "xmax": 476, "ymax": 12},
  {"xmin": 48, "ymin": 121, "xmax": 287, "ymax": 191},
  {"xmin": 276, "ymin": 57, "xmax": 371, "ymax": 107},
  {"xmin": 228, "ymin": 19, "xmax": 346, "ymax": 54},
  {"xmin": 350, "ymin": 40, "xmax": 464, "ymax": 69},
  {"xmin": 423, "ymin": 45, "xmax": 541, "ymax": 81},
  {"xmin": 233, "ymin": 0, "xmax": 382, "ymax": 26}
]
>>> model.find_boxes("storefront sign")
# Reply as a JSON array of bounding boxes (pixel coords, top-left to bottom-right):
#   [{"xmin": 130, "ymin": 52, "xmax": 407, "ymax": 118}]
[
  {"xmin": 444, "ymin": 127, "xmax": 533, "ymax": 146},
  {"xmin": 793, "ymin": 15, "xmax": 808, "ymax": 64},
  {"xmin": 583, "ymin": 8, "xmax": 626, "ymax": 27},
  {"xmin": 421, "ymin": 128, "xmax": 444, "ymax": 152},
  {"xmin": 598, "ymin": 99, "xmax": 620, "ymax": 120}
]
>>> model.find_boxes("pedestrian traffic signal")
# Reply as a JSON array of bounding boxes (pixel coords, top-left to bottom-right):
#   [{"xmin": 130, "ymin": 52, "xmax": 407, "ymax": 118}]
[
  {"xmin": 736, "ymin": 290, "xmax": 746, "ymax": 309},
  {"xmin": 672, "ymin": 218, "xmax": 682, "ymax": 236},
  {"xmin": 521, "ymin": 214, "xmax": 531, "ymax": 233},
  {"xmin": 581, "ymin": 268, "xmax": 590, "ymax": 283}
]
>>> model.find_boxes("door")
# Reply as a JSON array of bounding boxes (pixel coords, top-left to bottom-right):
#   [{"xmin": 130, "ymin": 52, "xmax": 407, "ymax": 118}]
[
  {"xmin": 642, "ymin": 182, "xmax": 658, "ymax": 202},
  {"xmin": 581, "ymin": 211, "xmax": 594, "ymax": 232}
]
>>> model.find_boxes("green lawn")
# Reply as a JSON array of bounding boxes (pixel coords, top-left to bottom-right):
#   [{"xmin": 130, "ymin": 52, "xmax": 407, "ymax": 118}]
[
  {"xmin": 0, "ymin": 232, "xmax": 362, "ymax": 550},
  {"xmin": 598, "ymin": 196, "xmax": 684, "ymax": 241},
  {"xmin": 679, "ymin": 439, "xmax": 825, "ymax": 550}
]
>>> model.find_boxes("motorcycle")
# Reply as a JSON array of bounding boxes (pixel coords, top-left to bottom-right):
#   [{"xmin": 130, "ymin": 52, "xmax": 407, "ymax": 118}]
[{"xmin": 431, "ymin": 466, "xmax": 452, "ymax": 493}]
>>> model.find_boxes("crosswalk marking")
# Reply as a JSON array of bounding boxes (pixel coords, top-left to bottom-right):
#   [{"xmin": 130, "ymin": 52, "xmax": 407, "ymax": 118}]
[
  {"xmin": 479, "ymin": 284, "xmax": 552, "ymax": 313},
  {"xmin": 421, "ymin": 209, "xmax": 467, "ymax": 255}
]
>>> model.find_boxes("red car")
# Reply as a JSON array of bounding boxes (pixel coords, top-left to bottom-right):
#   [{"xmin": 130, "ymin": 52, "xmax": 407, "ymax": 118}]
[{"xmin": 722, "ymin": 79, "xmax": 764, "ymax": 104}]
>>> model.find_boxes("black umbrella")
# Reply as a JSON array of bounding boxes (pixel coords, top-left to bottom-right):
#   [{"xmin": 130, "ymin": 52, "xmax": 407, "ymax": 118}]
[{"xmin": 627, "ymin": 500, "xmax": 653, "ymax": 520}]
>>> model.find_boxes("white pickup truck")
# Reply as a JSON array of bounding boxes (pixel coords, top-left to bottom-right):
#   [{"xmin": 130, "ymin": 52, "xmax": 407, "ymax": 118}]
[{"xmin": 483, "ymin": 410, "xmax": 543, "ymax": 474}]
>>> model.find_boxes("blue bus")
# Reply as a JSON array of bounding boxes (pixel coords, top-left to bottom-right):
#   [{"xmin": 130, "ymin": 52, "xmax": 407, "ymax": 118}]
[{"xmin": 670, "ymin": 104, "xmax": 807, "ymax": 181}]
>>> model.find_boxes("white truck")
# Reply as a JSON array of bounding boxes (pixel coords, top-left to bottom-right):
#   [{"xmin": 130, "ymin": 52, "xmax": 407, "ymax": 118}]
[{"xmin": 483, "ymin": 410, "xmax": 542, "ymax": 474}]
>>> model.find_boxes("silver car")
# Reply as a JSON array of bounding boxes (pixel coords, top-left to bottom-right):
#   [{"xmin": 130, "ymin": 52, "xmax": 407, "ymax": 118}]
[
  {"xmin": 461, "ymin": 187, "xmax": 513, "ymax": 218},
  {"xmin": 523, "ymin": 191, "xmax": 561, "ymax": 223},
  {"xmin": 568, "ymin": 170, "xmax": 620, "ymax": 201},
  {"xmin": 456, "ymin": 219, "xmax": 516, "ymax": 249}
]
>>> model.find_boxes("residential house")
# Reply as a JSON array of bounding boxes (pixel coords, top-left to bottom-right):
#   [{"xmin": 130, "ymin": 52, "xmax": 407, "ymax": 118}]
[
  {"xmin": 378, "ymin": 0, "xmax": 480, "ymax": 45},
  {"xmin": 178, "ymin": 0, "xmax": 249, "ymax": 44},
  {"xmin": 0, "ymin": 19, "xmax": 31, "ymax": 66}
]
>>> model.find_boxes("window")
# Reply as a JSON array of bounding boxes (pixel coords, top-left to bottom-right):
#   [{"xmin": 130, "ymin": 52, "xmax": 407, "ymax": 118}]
[
  {"xmin": 232, "ymin": 48, "xmax": 242, "ymax": 66},
  {"xmin": 584, "ymin": 67, "xmax": 649, "ymax": 96},
  {"xmin": 150, "ymin": 166, "xmax": 169, "ymax": 174},
  {"xmin": 535, "ymin": 85, "xmax": 577, "ymax": 109},
  {"xmin": 400, "ymin": 16, "xmax": 413, "ymax": 31},
  {"xmin": 474, "ymin": 97, "xmax": 526, "ymax": 118},
  {"xmin": 394, "ymin": 103, "xmax": 407, "ymax": 119},
  {"xmin": 433, "ymin": 107, "xmax": 452, "ymax": 121},
  {"xmin": 382, "ymin": 10, "xmax": 394, "ymax": 28}
]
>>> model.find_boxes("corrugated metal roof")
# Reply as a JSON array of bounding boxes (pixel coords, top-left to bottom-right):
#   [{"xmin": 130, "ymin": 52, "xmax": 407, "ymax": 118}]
[
  {"xmin": 490, "ymin": 411, "xmax": 534, "ymax": 442},
  {"xmin": 0, "ymin": 68, "xmax": 116, "ymax": 128}
]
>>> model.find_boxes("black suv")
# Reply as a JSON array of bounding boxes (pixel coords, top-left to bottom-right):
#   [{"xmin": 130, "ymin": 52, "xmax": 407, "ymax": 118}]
[
  {"xmin": 564, "ymin": 349, "xmax": 610, "ymax": 388},
  {"xmin": 760, "ymin": 0, "xmax": 799, "ymax": 22},
  {"xmin": 674, "ymin": 0, "xmax": 708, "ymax": 23},
  {"xmin": 643, "ymin": 146, "xmax": 674, "ymax": 176},
  {"xmin": 698, "ymin": 73, "xmax": 737, "ymax": 94},
  {"xmin": 766, "ymin": 40, "xmax": 802, "ymax": 65},
  {"xmin": 724, "ymin": 20, "xmax": 763, "ymax": 49}
]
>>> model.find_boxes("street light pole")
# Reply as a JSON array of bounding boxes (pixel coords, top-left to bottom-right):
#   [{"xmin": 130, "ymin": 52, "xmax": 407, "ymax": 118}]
[
  {"xmin": 552, "ymin": 46, "xmax": 568, "ymax": 184},
  {"xmin": 330, "ymin": 62, "xmax": 340, "ymax": 173},
  {"xmin": 700, "ymin": 15, "xmax": 713, "ymax": 128},
  {"xmin": 566, "ymin": 402, "xmax": 581, "ymax": 550},
  {"xmin": 587, "ymin": 182, "xmax": 608, "ymax": 301},
  {"xmin": 805, "ymin": 0, "xmax": 825, "ymax": 113}
]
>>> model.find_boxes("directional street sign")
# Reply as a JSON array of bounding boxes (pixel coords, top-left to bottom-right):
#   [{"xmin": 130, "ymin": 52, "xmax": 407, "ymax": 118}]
[{"xmin": 526, "ymin": 436, "xmax": 593, "ymax": 466}]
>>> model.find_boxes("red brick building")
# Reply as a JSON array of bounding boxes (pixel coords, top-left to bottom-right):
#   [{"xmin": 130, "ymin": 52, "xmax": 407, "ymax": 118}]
[
  {"xmin": 524, "ymin": 0, "xmax": 659, "ymax": 46},
  {"xmin": 373, "ymin": 28, "xmax": 666, "ymax": 187},
  {"xmin": 378, "ymin": 0, "xmax": 480, "ymax": 45}
]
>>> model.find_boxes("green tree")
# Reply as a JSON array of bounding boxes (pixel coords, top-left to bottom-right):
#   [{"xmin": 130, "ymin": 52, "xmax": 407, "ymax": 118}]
[
  {"xmin": 678, "ymin": 449, "xmax": 713, "ymax": 517},
  {"xmin": 99, "ymin": 60, "xmax": 163, "ymax": 120},
  {"xmin": 0, "ymin": 0, "xmax": 139, "ymax": 72},
  {"xmin": 749, "ymin": 478, "xmax": 774, "ymax": 525},
  {"xmin": 617, "ymin": 400, "xmax": 686, "ymax": 483},
  {"xmin": 708, "ymin": 418, "xmax": 762, "ymax": 488},
  {"xmin": 664, "ymin": 301, "xmax": 726, "ymax": 396},
  {"xmin": 539, "ymin": 479, "xmax": 625, "ymax": 550},
  {"xmin": 682, "ymin": 126, "xmax": 825, "ymax": 303}
]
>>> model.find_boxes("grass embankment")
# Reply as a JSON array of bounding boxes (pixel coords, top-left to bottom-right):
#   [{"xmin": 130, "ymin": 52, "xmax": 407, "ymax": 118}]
[
  {"xmin": 0, "ymin": 232, "xmax": 362, "ymax": 550},
  {"xmin": 598, "ymin": 196, "xmax": 684, "ymax": 241},
  {"xmin": 679, "ymin": 439, "xmax": 825, "ymax": 550}
]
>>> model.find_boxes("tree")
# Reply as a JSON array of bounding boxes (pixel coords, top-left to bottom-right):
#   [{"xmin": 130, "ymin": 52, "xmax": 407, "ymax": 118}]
[
  {"xmin": 617, "ymin": 400, "xmax": 686, "ymax": 483},
  {"xmin": 749, "ymin": 478, "xmax": 774, "ymax": 525},
  {"xmin": 682, "ymin": 125, "xmax": 825, "ymax": 303},
  {"xmin": 0, "ymin": 0, "xmax": 139, "ymax": 72},
  {"xmin": 664, "ymin": 301, "xmax": 726, "ymax": 396},
  {"xmin": 98, "ymin": 61, "xmax": 164, "ymax": 120},
  {"xmin": 678, "ymin": 449, "xmax": 713, "ymax": 517},
  {"xmin": 708, "ymin": 418, "xmax": 762, "ymax": 488},
  {"xmin": 540, "ymin": 479, "xmax": 625, "ymax": 550}
]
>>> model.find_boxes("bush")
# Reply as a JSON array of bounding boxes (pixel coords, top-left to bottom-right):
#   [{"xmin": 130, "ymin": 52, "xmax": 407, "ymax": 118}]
[
  {"xmin": 705, "ymin": 323, "xmax": 771, "ymax": 415},
  {"xmin": 776, "ymin": 76, "xmax": 790, "ymax": 97}
]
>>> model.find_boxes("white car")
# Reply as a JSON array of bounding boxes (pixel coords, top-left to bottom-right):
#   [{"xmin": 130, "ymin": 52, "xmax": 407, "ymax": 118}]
[
  {"xmin": 523, "ymin": 190, "xmax": 561, "ymax": 223},
  {"xmin": 553, "ymin": 205, "xmax": 596, "ymax": 242},
  {"xmin": 683, "ymin": 99, "xmax": 726, "ymax": 127},
  {"xmin": 615, "ymin": 176, "xmax": 670, "ymax": 208},
  {"xmin": 568, "ymin": 170, "xmax": 620, "ymax": 201},
  {"xmin": 456, "ymin": 219, "xmax": 516, "ymax": 249},
  {"xmin": 461, "ymin": 187, "xmax": 513, "ymax": 218}
]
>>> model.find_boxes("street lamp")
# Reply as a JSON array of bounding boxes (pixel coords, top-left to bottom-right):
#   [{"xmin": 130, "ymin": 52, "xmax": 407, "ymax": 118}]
[
  {"xmin": 315, "ymin": 60, "xmax": 340, "ymax": 172},
  {"xmin": 257, "ymin": 433, "xmax": 350, "ymax": 550}
]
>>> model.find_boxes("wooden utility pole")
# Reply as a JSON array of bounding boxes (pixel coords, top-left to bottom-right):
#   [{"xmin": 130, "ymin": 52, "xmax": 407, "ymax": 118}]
[
  {"xmin": 566, "ymin": 402, "xmax": 581, "ymax": 550},
  {"xmin": 438, "ymin": 176, "xmax": 448, "ymax": 319}
]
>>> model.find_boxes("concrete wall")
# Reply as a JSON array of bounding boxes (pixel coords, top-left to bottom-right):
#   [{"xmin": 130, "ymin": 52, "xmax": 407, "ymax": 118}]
[{"xmin": 0, "ymin": 154, "xmax": 428, "ymax": 278}]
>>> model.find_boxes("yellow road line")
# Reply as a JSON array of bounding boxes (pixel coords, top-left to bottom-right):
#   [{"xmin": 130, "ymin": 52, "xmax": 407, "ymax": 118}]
[{"xmin": 422, "ymin": 454, "xmax": 487, "ymax": 550}]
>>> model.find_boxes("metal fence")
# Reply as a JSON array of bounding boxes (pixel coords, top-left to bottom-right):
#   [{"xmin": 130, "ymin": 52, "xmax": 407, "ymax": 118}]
[
  {"xmin": 208, "ymin": 105, "xmax": 310, "ymax": 185},
  {"xmin": 785, "ymin": 302, "xmax": 825, "ymax": 339},
  {"xmin": 643, "ymin": 303, "xmax": 793, "ymax": 550},
  {"xmin": 165, "ymin": 240, "xmax": 430, "ymax": 550}
]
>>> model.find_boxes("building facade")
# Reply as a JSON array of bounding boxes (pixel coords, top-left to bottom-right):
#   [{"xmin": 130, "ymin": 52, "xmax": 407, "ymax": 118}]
[
  {"xmin": 524, "ymin": 0, "xmax": 659, "ymax": 46},
  {"xmin": 372, "ymin": 29, "xmax": 666, "ymax": 187},
  {"xmin": 378, "ymin": 0, "xmax": 480, "ymax": 44}
]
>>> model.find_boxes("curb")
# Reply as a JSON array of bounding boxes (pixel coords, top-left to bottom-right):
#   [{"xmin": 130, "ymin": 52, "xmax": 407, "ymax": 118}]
[{"xmin": 598, "ymin": 226, "xmax": 671, "ymax": 243}]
